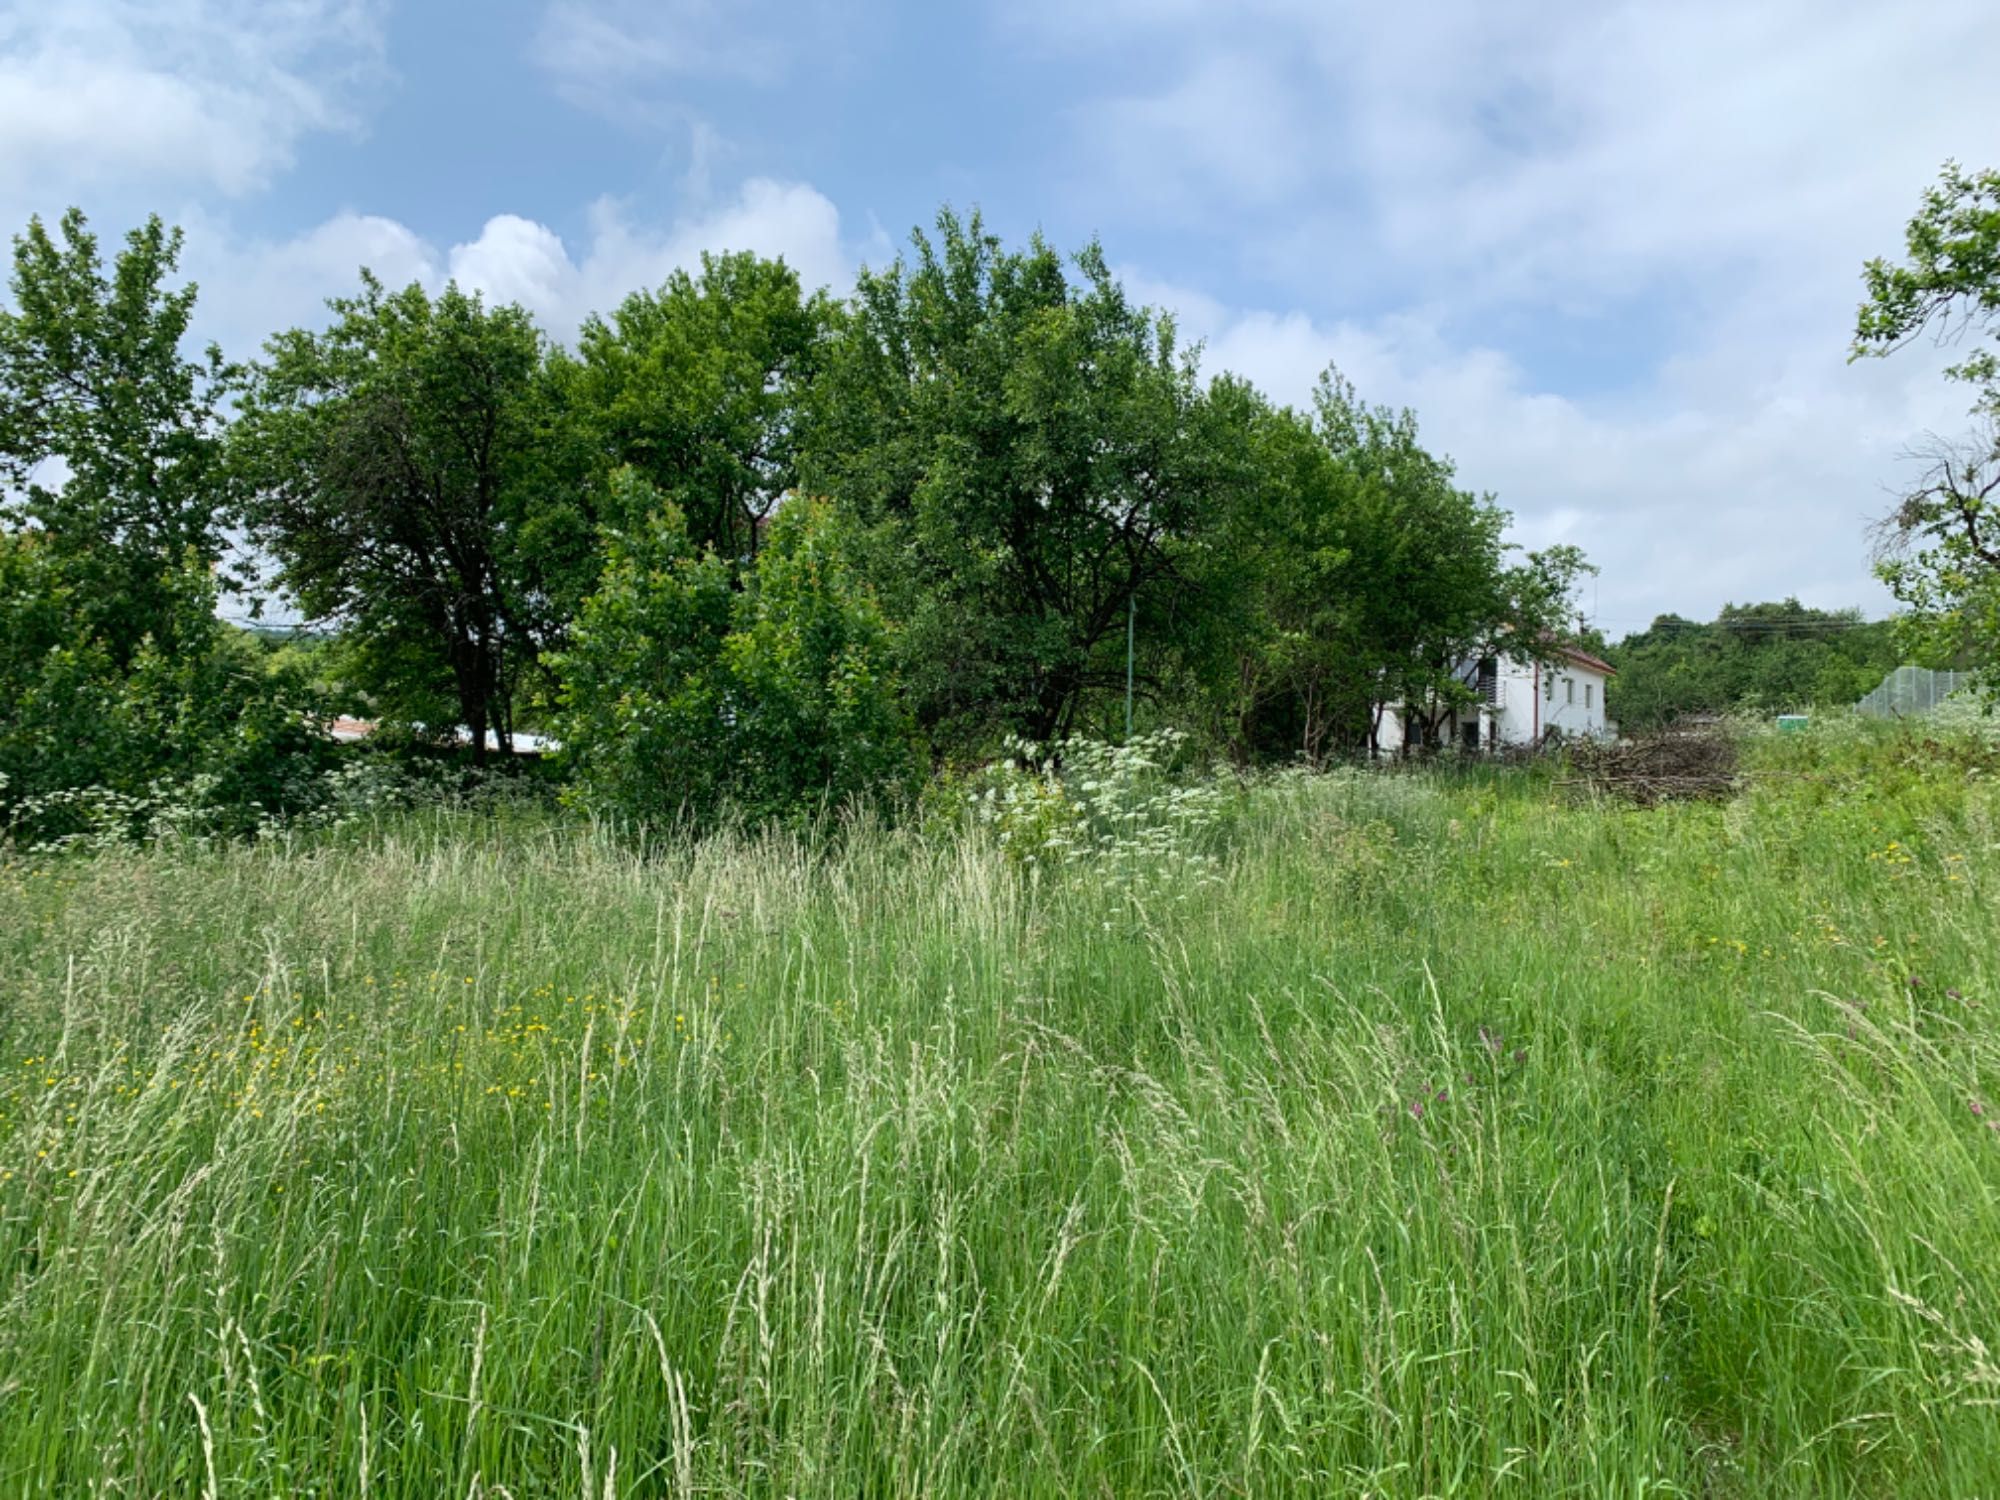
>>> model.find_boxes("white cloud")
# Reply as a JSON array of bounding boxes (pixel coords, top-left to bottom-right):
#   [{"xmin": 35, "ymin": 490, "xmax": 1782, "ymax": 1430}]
[
  {"xmin": 448, "ymin": 178, "xmax": 856, "ymax": 341},
  {"xmin": 175, "ymin": 178, "xmax": 859, "ymax": 360},
  {"xmin": 1021, "ymin": 0, "xmax": 2000, "ymax": 625},
  {"xmin": 182, "ymin": 210, "xmax": 439, "ymax": 357},
  {"xmin": 1029, "ymin": 0, "xmax": 2000, "ymax": 310},
  {"xmin": 448, "ymin": 215, "xmax": 574, "ymax": 314},
  {"xmin": 0, "ymin": 0, "xmax": 385, "ymax": 197},
  {"xmin": 535, "ymin": 0, "xmax": 848, "ymax": 124},
  {"xmin": 539, "ymin": 0, "xmax": 783, "ymax": 86},
  {"xmin": 1087, "ymin": 55, "xmax": 1315, "ymax": 215},
  {"xmin": 1125, "ymin": 271, "xmax": 1966, "ymax": 625}
]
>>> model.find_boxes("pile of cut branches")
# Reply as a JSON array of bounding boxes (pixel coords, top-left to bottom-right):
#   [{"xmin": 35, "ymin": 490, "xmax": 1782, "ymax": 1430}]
[{"xmin": 1560, "ymin": 728, "xmax": 1739, "ymax": 806}]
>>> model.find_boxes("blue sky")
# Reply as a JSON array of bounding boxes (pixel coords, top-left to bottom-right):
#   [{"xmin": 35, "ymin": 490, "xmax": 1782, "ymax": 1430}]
[{"xmin": 4, "ymin": 0, "xmax": 1998, "ymax": 631}]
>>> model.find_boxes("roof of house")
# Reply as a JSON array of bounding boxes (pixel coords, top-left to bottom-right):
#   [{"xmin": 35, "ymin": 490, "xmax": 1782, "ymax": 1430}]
[{"xmin": 1556, "ymin": 644, "xmax": 1617, "ymax": 676}]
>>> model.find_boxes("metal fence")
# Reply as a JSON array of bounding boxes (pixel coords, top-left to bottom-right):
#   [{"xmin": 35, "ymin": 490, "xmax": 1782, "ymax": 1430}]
[{"xmin": 1854, "ymin": 666, "xmax": 1975, "ymax": 718}]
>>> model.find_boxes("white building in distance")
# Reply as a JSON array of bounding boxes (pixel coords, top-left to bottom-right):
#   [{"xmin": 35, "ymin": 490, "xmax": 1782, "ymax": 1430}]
[{"xmin": 1377, "ymin": 644, "xmax": 1616, "ymax": 753}]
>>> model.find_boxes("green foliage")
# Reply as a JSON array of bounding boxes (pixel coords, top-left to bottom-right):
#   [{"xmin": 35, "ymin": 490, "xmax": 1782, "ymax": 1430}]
[
  {"xmin": 565, "ymin": 251, "xmax": 828, "ymax": 562},
  {"xmin": 1854, "ymin": 161, "xmax": 2000, "ymax": 689},
  {"xmin": 0, "ymin": 209, "xmax": 239, "ymax": 663},
  {"xmin": 803, "ymin": 210, "xmax": 1264, "ymax": 749},
  {"xmin": 1221, "ymin": 374, "xmax": 1592, "ymax": 758},
  {"xmin": 719, "ymin": 496, "xmax": 922, "ymax": 822},
  {"xmin": 1854, "ymin": 161, "xmax": 2000, "ymax": 400},
  {"xmin": 555, "ymin": 473, "xmax": 917, "ymax": 827},
  {"xmin": 551, "ymin": 472, "xmax": 737, "ymax": 824},
  {"xmin": 234, "ymin": 276, "xmax": 583, "ymax": 758},
  {"xmin": 1608, "ymin": 598, "xmax": 1902, "ymax": 728},
  {"xmin": 0, "ymin": 211, "xmax": 335, "ymax": 844},
  {"xmin": 10, "ymin": 199, "xmax": 1627, "ymax": 836},
  {"xmin": 0, "ymin": 535, "xmax": 333, "ymax": 845}
]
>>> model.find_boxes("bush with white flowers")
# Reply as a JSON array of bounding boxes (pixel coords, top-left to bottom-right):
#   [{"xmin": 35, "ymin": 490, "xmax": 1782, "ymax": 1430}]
[{"xmin": 966, "ymin": 729, "xmax": 1227, "ymax": 907}]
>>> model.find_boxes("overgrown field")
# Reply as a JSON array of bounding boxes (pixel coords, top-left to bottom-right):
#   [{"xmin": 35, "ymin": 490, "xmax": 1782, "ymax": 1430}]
[{"xmin": 3, "ymin": 728, "xmax": 1998, "ymax": 1496}]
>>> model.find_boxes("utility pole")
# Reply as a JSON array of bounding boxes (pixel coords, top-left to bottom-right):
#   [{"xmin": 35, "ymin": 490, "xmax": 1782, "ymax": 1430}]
[{"xmin": 1124, "ymin": 591, "xmax": 1136, "ymax": 741}]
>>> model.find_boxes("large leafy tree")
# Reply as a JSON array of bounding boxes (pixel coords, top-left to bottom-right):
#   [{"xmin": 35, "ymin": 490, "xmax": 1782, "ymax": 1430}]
[
  {"xmin": 1225, "ymin": 373, "xmax": 1589, "ymax": 757},
  {"xmin": 234, "ymin": 277, "xmax": 584, "ymax": 759},
  {"xmin": 1853, "ymin": 161, "xmax": 2000, "ymax": 684},
  {"xmin": 0, "ymin": 209, "xmax": 332, "ymax": 841},
  {"xmin": 803, "ymin": 210, "xmax": 1263, "ymax": 750},
  {"xmin": 0, "ymin": 209, "xmax": 238, "ymax": 663},
  {"xmin": 563, "ymin": 251, "xmax": 828, "ymax": 565}
]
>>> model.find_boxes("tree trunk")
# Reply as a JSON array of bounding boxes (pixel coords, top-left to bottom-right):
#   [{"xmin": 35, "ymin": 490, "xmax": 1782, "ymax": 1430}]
[
  {"xmin": 450, "ymin": 629, "xmax": 490, "ymax": 769},
  {"xmin": 1028, "ymin": 666, "xmax": 1079, "ymax": 744}
]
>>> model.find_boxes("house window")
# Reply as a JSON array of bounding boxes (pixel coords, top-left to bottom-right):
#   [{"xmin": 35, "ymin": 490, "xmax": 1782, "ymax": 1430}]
[
  {"xmin": 1585, "ymin": 683, "xmax": 1594, "ymax": 710},
  {"xmin": 1565, "ymin": 679, "xmax": 1575, "ymax": 706}
]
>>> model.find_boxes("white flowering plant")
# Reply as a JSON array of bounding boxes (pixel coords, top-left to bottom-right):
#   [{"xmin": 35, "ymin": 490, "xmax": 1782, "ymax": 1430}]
[{"xmin": 963, "ymin": 729, "xmax": 1228, "ymax": 907}]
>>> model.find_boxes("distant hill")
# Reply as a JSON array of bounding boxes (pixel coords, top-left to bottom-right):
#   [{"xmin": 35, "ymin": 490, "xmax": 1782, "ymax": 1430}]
[{"xmin": 1606, "ymin": 600, "xmax": 1901, "ymax": 730}]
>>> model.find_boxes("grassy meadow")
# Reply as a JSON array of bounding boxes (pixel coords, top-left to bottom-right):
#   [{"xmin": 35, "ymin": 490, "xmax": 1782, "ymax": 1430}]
[{"xmin": 2, "ymin": 726, "xmax": 1998, "ymax": 1496}]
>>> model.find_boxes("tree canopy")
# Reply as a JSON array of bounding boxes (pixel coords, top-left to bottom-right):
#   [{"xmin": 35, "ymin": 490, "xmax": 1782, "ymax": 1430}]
[
  {"xmin": 1853, "ymin": 160, "xmax": 2000, "ymax": 688},
  {"xmin": 801, "ymin": 210, "xmax": 1267, "ymax": 750},
  {"xmin": 0, "ymin": 212, "xmax": 332, "ymax": 839},
  {"xmin": 4, "ymin": 201, "xmax": 1628, "ymax": 837},
  {"xmin": 564, "ymin": 251, "xmax": 828, "ymax": 565},
  {"xmin": 0, "ymin": 209, "xmax": 239, "ymax": 663},
  {"xmin": 1606, "ymin": 600, "xmax": 1901, "ymax": 729},
  {"xmin": 232, "ymin": 276, "xmax": 585, "ymax": 760}
]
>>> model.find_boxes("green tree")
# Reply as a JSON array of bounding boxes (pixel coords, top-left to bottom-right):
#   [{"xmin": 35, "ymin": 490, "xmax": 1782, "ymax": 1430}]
[
  {"xmin": 564, "ymin": 251, "xmax": 828, "ymax": 565},
  {"xmin": 803, "ymin": 210, "xmax": 1263, "ymax": 750},
  {"xmin": 234, "ymin": 277, "xmax": 583, "ymax": 760},
  {"xmin": 554, "ymin": 472, "xmax": 916, "ymax": 827},
  {"xmin": 0, "ymin": 209, "xmax": 238, "ymax": 663},
  {"xmin": 549, "ymin": 472, "xmax": 736, "ymax": 825},
  {"xmin": 1, "ymin": 532, "xmax": 332, "ymax": 842},
  {"xmin": 721, "ymin": 500, "xmax": 919, "ymax": 820},
  {"xmin": 1, "ymin": 209, "xmax": 332, "ymax": 841},
  {"xmin": 1226, "ymin": 373, "xmax": 1589, "ymax": 758},
  {"xmin": 1853, "ymin": 161, "xmax": 2000, "ymax": 684},
  {"xmin": 1605, "ymin": 599, "xmax": 1899, "ymax": 730}
]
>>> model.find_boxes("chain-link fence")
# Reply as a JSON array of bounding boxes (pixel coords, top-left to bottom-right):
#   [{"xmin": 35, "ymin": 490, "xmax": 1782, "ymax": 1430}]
[{"xmin": 1855, "ymin": 666, "xmax": 1975, "ymax": 718}]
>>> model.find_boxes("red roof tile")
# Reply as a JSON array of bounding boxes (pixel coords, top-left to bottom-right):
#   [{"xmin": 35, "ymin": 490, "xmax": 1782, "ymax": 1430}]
[{"xmin": 1557, "ymin": 644, "xmax": 1616, "ymax": 676}]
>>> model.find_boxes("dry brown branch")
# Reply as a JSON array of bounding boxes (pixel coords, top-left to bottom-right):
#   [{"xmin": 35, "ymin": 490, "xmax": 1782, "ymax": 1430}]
[{"xmin": 1561, "ymin": 728, "xmax": 1739, "ymax": 806}]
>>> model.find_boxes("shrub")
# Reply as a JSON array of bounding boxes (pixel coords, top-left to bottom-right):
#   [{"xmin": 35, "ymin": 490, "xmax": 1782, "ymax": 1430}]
[
  {"xmin": 0, "ymin": 535, "xmax": 335, "ymax": 846},
  {"xmin": 554, "ymin": 473, "xmax": 920, "ymax": 828}
]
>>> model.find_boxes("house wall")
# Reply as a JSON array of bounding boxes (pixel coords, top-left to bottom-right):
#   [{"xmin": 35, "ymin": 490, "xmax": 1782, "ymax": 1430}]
[
  {"xmin": 1374, "ymin": 703, "xmax": 1408, "ymax": 755},
  {"xmin": 1520, "ymin": 657, "xmax": 1610, "ymax": 743},
  {"xmin": 1375, "ymin": 654, "xmax": 1612, "ymax": 753}
]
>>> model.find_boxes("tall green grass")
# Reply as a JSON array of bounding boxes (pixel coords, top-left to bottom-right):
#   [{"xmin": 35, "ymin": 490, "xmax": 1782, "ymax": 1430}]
[{"xmin": 2, "ymin": 725, "xmax": 1997, "ymax": 1495}]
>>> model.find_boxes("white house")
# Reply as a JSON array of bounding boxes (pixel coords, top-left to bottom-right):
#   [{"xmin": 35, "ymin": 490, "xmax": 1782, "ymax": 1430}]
[
  {"xmin": 323, "ymin": 717, "xmax": 558, "ymax": 755},
  {"xmin": 1376, "ymin": 643, "xmax": 1616, "ymax": 753}
]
